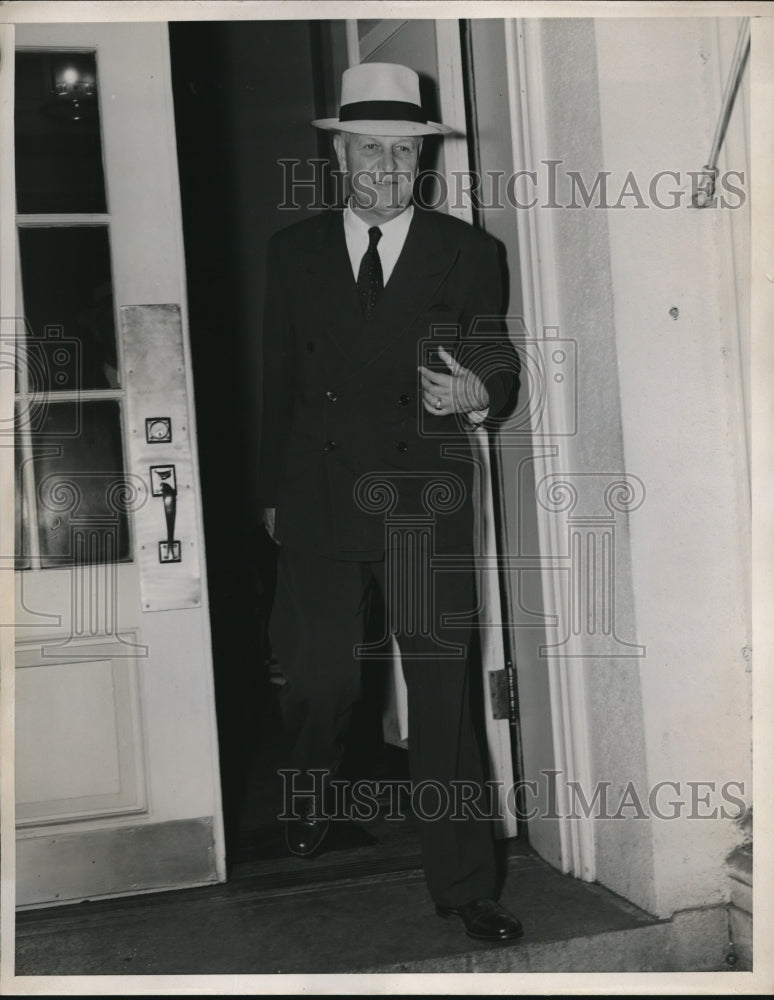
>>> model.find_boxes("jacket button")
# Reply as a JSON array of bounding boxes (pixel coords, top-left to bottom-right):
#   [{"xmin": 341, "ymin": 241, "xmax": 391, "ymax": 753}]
[
  {"xmin": 396, "ymin": 441, "xmax": 408, "ymax": 453},
  {"xmin": 324, "ymin": 440, "xmax": 337, "ymax": 453},
  {"xmin": 398, "ymin": 393, "xmax": 411, "ymax": 406},
  {"xmin": 326, "ymin": 391, "xmax": 337, "ymax": 402}
]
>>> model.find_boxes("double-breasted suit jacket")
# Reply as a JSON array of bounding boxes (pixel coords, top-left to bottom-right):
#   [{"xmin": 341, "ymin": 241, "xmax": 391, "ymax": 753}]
[{"xmin": 259, "ymin": 206, "xmax": 519, "ymax": 560}]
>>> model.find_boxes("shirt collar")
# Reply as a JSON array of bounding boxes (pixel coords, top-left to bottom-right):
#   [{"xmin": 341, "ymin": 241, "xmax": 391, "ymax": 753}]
[{"xmin": 343, "ymin": 201, "xmax": 414, "ymax": 242}]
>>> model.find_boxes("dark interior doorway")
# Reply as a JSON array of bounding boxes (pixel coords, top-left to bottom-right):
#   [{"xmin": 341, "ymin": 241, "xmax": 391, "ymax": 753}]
[{"xmin": 169, "ymin": 19, "xmax": 415, "ymax": 875}]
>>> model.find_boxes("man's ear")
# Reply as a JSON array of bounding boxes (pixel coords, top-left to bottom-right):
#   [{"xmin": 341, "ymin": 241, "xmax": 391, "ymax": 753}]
[{"xmin": 332, "ymin": 132, "xmax": 348, "ymax": 173}]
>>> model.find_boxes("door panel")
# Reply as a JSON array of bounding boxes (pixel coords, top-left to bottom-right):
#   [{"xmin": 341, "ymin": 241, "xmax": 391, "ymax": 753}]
[
  {"xmin": 15, "ymin": 644, "xmax": 145, "ymax": 825},
  {"xmin": 9, "ymin": 21, "xmax": 225, "ymax": 907}
]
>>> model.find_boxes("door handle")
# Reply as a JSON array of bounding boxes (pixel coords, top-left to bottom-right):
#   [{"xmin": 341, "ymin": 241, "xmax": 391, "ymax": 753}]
[
  {"xmin": 151, "ymin": 464, "xmax": 181, "ymax": 563},
  {"xmin": 160, "ymin": 481, "xmax": 179, "ymax": 562}
]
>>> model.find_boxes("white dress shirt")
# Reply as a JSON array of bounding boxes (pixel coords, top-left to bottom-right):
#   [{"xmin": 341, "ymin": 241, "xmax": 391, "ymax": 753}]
[{"xmin": 343, "ymin": 202, "xmax": 413, "ymax": 284}]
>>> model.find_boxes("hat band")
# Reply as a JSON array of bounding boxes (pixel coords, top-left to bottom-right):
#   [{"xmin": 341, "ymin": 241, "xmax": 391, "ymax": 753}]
[{"xmin": 338, "ymin": 100, "xmax": 427, "ymax": 124}]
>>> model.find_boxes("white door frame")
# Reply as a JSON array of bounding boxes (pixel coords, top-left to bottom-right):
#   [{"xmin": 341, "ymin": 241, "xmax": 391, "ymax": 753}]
[
  {"xmin": 356, "ymin": 14, "xmax": 600, "ymax": 877},
  {"xmin": 0, "ymin": 19, "xmax": 19, "ymax": 965},
  {"xmin": 503, "ymin": 17, "xmax": 596, "ymax": 881}
]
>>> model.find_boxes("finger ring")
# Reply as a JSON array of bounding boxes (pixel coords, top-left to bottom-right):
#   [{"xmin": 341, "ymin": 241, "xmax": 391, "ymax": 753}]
[{"xmin": 435, "ymin": 397, "xmax": 443, "ymax": 410}]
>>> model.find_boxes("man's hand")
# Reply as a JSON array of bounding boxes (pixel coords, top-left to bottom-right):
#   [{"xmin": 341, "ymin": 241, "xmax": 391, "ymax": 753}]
[
  {"xmin": 418, "ymin": 346, "xmax": 489, "ymax": 417},
  {"xmin": 263, "ymin": 507, "xmax": 278, "ymax": 544}
]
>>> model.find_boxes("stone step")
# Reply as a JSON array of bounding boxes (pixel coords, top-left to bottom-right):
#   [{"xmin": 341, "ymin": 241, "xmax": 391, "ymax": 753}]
[
  {"xmin": 15, "ymin": 845, "xmax": 747, "ymax": 975},
  {"xmin": 358, "ymin": 905, "xmax": 739, "ymax": 973}
]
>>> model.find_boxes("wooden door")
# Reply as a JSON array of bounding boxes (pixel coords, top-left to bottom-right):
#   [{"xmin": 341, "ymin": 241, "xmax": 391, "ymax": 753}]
[{"xmin": 6, "ymin": 20, "xmax": 225, "ymax": 907}]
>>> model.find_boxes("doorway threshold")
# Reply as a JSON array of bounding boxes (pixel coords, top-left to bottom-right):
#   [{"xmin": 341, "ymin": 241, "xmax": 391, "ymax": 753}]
[{"xmin": 14, "ymin": 842, "xmax": 710, "ymax": 977}]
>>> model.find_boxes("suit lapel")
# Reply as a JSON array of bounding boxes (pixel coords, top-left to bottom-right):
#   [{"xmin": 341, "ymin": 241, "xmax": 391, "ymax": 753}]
[
  {"xmin": 296, "ymin": 209, "xmax": 459, "ymax": 373},
  {"xmin": 353, "ymin": 208, "xmax": 460, "ymax": 371}
]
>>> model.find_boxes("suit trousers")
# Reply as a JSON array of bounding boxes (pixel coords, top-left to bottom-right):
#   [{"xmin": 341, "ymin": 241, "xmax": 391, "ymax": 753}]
[{"xmin": 269, "ymin": 542, "xmax": 497, "ymax": 907}]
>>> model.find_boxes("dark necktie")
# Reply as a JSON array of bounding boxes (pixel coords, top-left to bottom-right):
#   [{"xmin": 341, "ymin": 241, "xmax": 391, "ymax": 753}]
[{"xmin": 356, "ymin": 226, "xmax": 383, "ymax": 318}]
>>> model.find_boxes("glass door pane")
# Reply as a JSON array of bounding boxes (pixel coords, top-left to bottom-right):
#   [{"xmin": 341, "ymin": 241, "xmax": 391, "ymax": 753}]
[
  {"xmin": 15, "ymin": 50, "xmax": 107, "ymax": 214},
  {"xmin": 31, "ymin": 400, "xmax": 131, "ymax": 568},
  {"xmin": 18, "ymin": 225, "xmax": 118, "ymax": 392}
]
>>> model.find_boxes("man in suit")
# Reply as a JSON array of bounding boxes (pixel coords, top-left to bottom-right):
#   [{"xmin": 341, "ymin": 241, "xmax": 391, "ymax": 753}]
[{"xmin": 259, "ymin": 63, "xmax": 522, "ymax": 942}]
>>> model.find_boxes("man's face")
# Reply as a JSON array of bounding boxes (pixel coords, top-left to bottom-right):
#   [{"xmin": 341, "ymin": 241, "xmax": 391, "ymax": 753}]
[{"xmin": 334, "ymin": 132, "xmax": 422, "ymax": 221}]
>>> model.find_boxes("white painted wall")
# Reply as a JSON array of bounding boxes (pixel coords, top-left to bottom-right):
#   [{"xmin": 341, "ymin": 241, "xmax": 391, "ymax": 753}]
[
  {"xmin": 519, "ymin": 16, "xmax": 752, "ymax": 917},
  {"xmin": 593, "ymin": 16, "xmax": 751, "ymax": 917}
]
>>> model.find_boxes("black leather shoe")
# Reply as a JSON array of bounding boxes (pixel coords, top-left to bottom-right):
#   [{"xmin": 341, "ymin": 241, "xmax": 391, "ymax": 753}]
[
  {"xmin": 436, "ymin": 898, "xmax": 524, "ymax": 942},
  {"xmin": 285, "ymin": 801, "xmax": 330, "ymax": 857}
]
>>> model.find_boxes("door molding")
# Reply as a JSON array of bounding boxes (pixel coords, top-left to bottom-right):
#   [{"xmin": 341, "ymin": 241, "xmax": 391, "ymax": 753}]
[
  {"xmin": 504, "ymin": 18, "xmax": 596, "ymax": 881},
  {"xmin": 15, "ymin": 638, "xmax": 147, "ymax": 827},
  {"xmin": 0, "ymin": 19, "xmax": 19, "ymax": 970},
  {"xmin": 434, "ymin": 19, "xmax": 473, "ymax": 226}
]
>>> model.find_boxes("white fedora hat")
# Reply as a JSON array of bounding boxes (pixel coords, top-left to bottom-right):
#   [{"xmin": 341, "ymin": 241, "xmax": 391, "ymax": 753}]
[{"xmin": 312, "ymin": 62, "xmax": 452, "ymax": 137}]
